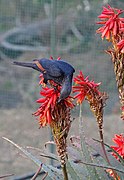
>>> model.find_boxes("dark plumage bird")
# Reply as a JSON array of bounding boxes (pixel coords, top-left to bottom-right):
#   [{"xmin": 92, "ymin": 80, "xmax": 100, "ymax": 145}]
[{"xmin": 13, "ymin": 58, "xmax": 75, "ymax": 102}]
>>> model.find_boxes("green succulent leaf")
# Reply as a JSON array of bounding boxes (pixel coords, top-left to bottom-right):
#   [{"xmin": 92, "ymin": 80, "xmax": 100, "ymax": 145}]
[
  {"xmin": 88, "ymin": 138, "xmax": 124, "ymax": 179},
  {"xmin": 67, "ymin": 160, "xmax": 85, "ymax": 180},
  {"xmin": 78, "ymin": 105, "xmax": 100, "ymax": 180},
  {"xmin": 93, "ymin": 138, "xmax": 124, "ymax": 166},
  {"xmin": 2, "ymin": 137, "xmax": 63, "ymax": 180}
]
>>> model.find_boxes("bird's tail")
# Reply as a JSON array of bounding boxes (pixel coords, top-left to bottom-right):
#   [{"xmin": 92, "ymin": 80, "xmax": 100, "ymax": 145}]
[{"xmin": 13, "ymin": 61, "xmax": 35, "ymax": 69}]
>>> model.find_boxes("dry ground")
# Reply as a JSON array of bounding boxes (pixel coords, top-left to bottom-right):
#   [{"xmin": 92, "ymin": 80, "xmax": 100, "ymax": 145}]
[{"xmin": 0, "ymin": 108, "xmax": 123, "ymax": 179}]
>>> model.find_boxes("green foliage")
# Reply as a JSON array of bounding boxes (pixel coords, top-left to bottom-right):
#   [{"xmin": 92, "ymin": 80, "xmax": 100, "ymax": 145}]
[
  {"xmin": 4, "ymin": 105, "xmax": 124, "ymax": 179},
  {"xmin": 78, "ymin": 105, "xmax": 100, "ymax": 179},
  {"xmin": 3, "ymin": 137, "xmax": 63, "ymax": 180},
  {"xmin": 3, "ymin": 105, "xmax": 124, "ymax": 179},
  {"xmin": 94, "ymin": 139, "xmax": 124, "ymax": 166},
  {"xmin": 67, "ymin": 160, "xmax": 82, "ymax": 180}
]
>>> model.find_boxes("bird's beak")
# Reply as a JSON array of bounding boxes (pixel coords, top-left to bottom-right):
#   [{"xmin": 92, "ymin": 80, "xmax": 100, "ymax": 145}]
[
  {"xmin": 13, "ymin": 61, "xmax": 40, "ymax": 72},
  {"xmin": 57, "ymin": 98, "xmax": 61, "ymax": 103},
  {"xmin": 57, "ymin": 98, "xmax": 63, "ymax": 103}
]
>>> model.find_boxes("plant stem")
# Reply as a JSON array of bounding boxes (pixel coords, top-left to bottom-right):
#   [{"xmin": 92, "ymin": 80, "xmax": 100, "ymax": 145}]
[
  {"xmin": 98, "ymin": 124, "xmax": 110, "ymax": 164},
  {"xmin": 98, "ymin": 123, "xmax": 119, "ymax": 179},
  {"xmin": 62, "ymin": 164, "xmax": 68, "ymax": 180}
]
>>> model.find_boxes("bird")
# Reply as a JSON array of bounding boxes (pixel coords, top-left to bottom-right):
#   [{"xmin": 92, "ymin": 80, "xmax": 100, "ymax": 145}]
[{"xmin": 13, "ymin": 58, "xmax": 75, "ymax": 102}]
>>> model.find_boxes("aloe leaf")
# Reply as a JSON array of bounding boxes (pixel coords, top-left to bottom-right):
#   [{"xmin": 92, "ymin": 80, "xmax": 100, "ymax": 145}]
[
  {"xmin": 88, "ymin": 138, "xmax": 124, "ymax": 179},
  {"xmin": 68, "ymin": 138, "xmax": 109, "ymax": 179},
  {"xmin": 2, "ymin": 137, "xmax": 62, "ymax": 180},
  {"xmin": 27, "ymin": 146, "xmax": 59, "ymax": 161},
  {"xmin": 80, "ymin": 160, "xmax": 124, "ymax": 173},
  {"xmin": 93, "ymin": 164, "xmax": 110, "ymax": 180},
  {"xmin": 67, "ymin": 146, "xmax": 82, "ymax": 161},
  {"xmin": 79, "ymin": 105, "xmax": 100, "ymax": 179},
  {"xmin": 67, "ymin": 160, "xmax": 88, "ymax": 180},
  {"xmin": 81, "ymin": 160, "xmax": 124, "ymax": 179},
  {"xmin": 90, "ymin": 153, "xmax": 110, "ymax": 179},
  {"xmin": 93, "ymin": 138, "xmax": 124, "ymax": 165},
  {"xmin": 40, "ymin": 152, "xmax": 59, "ymax": 161},
  {"xmin": 67, "ymin": 160, "xmax": 84, "ymax": 180},
  {"xmin": 0, "ymin": 174, "xmax": 14, "ymax": 179},
  {"xmin": 91, "ymin": 139, "xmax": 124, "ymax": 168}
]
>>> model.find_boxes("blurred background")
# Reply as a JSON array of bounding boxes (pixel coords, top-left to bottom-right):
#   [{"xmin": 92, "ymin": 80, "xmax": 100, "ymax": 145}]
[{"xmin": 0, "ymin": 0, "xmax": 124, "ymax": 179}]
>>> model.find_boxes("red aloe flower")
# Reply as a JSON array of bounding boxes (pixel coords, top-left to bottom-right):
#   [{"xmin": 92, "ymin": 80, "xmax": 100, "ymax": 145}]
[
  {"xmin": 57, "ymin": 56, "xmax": 61, "ymax": 60},
  {"xmin": 33, "ymin": 74, "xmax": 74, "ymax": 127},
  {"xmin": 33, "ymin": 87, "xmax": 59, "ymax": 127},
  {"xmin": 96, "ymin": 5, "xmax": 124, "ymax": 40},
  {"xmin": 50, "ymin": 56, "xmax": 61, "ymax": 60},
  {"xmin": 73, "ymin": 71, "xmax": 101, "ymax": 104},
  {"xmin": 39, "ymin": 74, "xmax": 45, "ymax": 86},
  {"xmin": 117, "ymin": 39, "xmax": 124, "ymax": 53},
  {"xmin": 111, "ymin": 134, "xmax": 124, "ymax": 160},
  {"xmin": 50, "ymin": 56, "xmax": 53, "ymax": 60}
]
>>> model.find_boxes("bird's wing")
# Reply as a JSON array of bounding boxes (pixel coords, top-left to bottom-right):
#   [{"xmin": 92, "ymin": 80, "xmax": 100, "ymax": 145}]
[{"xmin": 40, "ymin": 59, "xmax": 64, "ymax": 77}]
